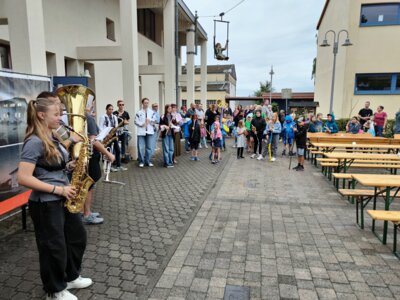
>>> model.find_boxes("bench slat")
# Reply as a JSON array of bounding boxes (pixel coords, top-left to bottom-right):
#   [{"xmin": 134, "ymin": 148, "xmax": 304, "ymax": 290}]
[
  {"xmin": 367, "ymin": 210, "xmax": 400, "ymax": 222},
  {"xmin": 338, "ymin": 189, "xmax": 400, "ymax": 197}
]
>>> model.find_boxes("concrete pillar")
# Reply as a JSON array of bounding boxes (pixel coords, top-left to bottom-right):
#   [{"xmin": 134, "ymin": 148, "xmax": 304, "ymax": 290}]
[
  {"xmin": 186, "ymin": 24, "xmax": 195, "ymax": 105},
  {"xmin": 163, "ymin": 0, "xmax": 176, "ymax": 106},
  {"xmin": 5, "ymin": 0, "xmax": 47, "ymax": 75},
  {"xmin": 200, "ymin": 40, "xmax": 208, "ymax": 107},
  {"xmin": 120, "ymin": 0, "xmax": 140, "ymax": 157}
]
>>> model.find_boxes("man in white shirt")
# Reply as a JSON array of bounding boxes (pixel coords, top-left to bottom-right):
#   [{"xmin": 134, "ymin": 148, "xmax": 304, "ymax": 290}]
[
  {"xmin": 134, "ymin": 98, "xmax": 156, "ymax": 167},
  {"xmin": 195, "ymin": 104, "xmax": 205, "ymax": 123},
  {"xmin": 99, "ymin": 104, "xmax": 127, "ymax": 171}
]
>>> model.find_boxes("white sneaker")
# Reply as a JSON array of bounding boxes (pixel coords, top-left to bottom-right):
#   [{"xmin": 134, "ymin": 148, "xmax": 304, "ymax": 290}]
[
  {"xmin": 205, "ymin": 145, "xmax": 208, "ymax": 149},
  {"xmin": 46, "ymin": 289, "xmax": 77, "ymax": 300},
  {"xmin": 199, "ymin": 145, "xmax": 203, "ymax": 149},
  {"xmin": 67, "ymin": 276, "xmax": 93, "ymax": 290},
  {"xmin": 139, "ymin": 163, "xmax": 144, "ymax": 168},
  {"xmin": 118, "ymin": 166, "xmax": 128, "ymax": 171},
  {"xmin": 250, "ymin": 154, "xmax": 256, "ymax": 159},
  {"xmin": 148, "ymin": 162, "xmax": 154, "ymax": 167},
  {"xmin": 257, "ymin": 154, "xmax": 263, "ymax": 160},
  {"xmin": 271, "ymin": 157, "xmax": 276, "ymax": 162}
]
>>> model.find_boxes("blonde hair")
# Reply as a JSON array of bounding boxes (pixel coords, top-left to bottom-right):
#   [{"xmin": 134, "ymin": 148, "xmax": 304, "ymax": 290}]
[
  {"xmin": 272, "ymin": 112, "xmax": 278, "ymax": 123},
  {"xmin": 25, "ymin": 98, "xmax": 61, "ymax": 163}
]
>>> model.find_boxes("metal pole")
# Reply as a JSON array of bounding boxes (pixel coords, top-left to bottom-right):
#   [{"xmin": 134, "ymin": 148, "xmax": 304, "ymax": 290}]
[
  {"xmin": 269, "ymin": 66, "xmax": 274, "ymax": 104},
  {"xmin": 175, "ymin": 0, "xmax": 180, "ymax": 106},
  {"xmin": 329, "ymin": 42, "xmax": 338, "ymax": 114}
]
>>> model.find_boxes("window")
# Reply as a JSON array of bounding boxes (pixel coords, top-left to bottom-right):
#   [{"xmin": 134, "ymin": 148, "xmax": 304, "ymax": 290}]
[
  {"xmin": 0, "ymin": 43, "xmax": 12, "ymax": 69},
  {"xmin": 397, "ymin": 75, "xmax": 400, "ymax": 90},
  {"xmin": 147, "ymin": 51, "xmax": 153, "ymax": 65},
  {"xmin": 106, "ymin": 18, "xmax": 116, "ymax": 41},
  {"xmin": 360, "ymin": 4, "xmax": 400, "ymax": 26},
  {"xmin": 181, "ymin": 100, "xmax": 187, "ymax": 107},
  {"xmin": 195, "ymin": 100, "xmax": 201, "ymax": 104},
  {"xmin": 137, "ymin": 9, "xmax": 156, "ymax": 42},
  {"xmin": 355, "ymin": 73, "xmax": 400, "ymax": 94},
  {"xmin": 207, "ymin": 100, "xmax": 216, "ymax": 107}
]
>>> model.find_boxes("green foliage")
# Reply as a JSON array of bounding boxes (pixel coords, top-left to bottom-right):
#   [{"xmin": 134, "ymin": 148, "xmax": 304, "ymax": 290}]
[
  {"xmin": 384, "ymin": 119, "xmax": 395, "ymax": 137},
  {"xmin": 336, "ymin": 118, "xmax": 350, "ymax": 131},
  {"xmin": 253, "ymin": 80, "xmax": 272, "ymax": 97},
  {"xmin": 271, "ymin": 102, "xmax": 279, "ymax": 112}
]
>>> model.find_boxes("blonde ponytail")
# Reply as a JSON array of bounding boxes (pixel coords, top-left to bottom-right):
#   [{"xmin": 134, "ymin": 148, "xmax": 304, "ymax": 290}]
[{"xmin": 25, "ymin": 98, "xmax": 61, "ymax": 163}]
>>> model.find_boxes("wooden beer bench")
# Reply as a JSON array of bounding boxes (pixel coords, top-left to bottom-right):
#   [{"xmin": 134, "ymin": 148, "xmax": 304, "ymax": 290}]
[{"xmin": 0, "ymin": 190, "xmax": 31, "ymax": 230}]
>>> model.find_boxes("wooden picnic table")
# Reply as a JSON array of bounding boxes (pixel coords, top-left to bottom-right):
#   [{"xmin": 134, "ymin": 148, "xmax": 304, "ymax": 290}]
[
  {"xmin": 351, "ymin": 174, "xmax": 400, "ymax": 244},
  {"xmin": 311, "ymin": 142, "xmax": 399, "ymax": 152},
  {"xmin": 324, "ymin": 152, "xmax": 400, "ymax": 173}
]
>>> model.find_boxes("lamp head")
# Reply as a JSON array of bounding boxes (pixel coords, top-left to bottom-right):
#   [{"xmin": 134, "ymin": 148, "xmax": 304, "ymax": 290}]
[
  {"xmin": 342, "ymin": 38, "xmax": 353, "ymax": 47},
  {"xmin": 320, "ymin": 39, "xmax": 330, "ymax": 47}
]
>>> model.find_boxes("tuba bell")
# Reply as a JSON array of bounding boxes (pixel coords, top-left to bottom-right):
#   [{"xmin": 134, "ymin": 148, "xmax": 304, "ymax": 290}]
[{"xmin": 56, "ymin": 85, "xmax": 95, "ymax": 213}]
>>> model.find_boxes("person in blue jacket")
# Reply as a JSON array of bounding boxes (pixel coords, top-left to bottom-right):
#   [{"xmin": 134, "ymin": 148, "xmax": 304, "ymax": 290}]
[
  {"xmin": 282, "ymin": 115, "xmax": 295, "ymax": 156},
  {"xmin": 324, "ymin": 113, "xmax": 339, "ymax": 134},
  {"xmin": 181, "ymin": 117, "xmax": 192, "ymax": 152}
]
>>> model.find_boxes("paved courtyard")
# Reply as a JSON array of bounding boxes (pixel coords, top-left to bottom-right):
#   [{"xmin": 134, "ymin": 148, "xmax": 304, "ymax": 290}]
[{"xmin": 1, "ymin": 141, "xmax": 400, "ymax": 299}]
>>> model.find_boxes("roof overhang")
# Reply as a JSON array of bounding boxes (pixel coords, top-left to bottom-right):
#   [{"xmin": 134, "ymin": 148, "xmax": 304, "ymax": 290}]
[
  {"xmin": 317, "ymin": 0, "xmax": 330, "ymax": 30},
  {"xmin": 178, "ymin": 0, "xmax": 207, "ymax": 41}
]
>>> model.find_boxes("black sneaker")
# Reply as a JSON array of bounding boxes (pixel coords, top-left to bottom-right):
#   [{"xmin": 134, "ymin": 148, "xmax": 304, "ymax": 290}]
[
  {"xmin": 282, "ymin": 150, "xmax": 286, "ymax": 156},
  {"xmin": 296, "ymin": 165, "xmax": 304, "ymax": 171},
  {"xmin": 292, "ymin": 165, "xmax": 300, "ymax": 170}
]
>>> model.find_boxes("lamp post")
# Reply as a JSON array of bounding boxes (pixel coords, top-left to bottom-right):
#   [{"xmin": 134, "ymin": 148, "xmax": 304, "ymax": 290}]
[
  {"xmin": 319, "ymin": 29, "xmax": 353, "ymax": 114},
  {"xmin": 269, "ymin": 65, "xmax": 274, "ymax": 105}
]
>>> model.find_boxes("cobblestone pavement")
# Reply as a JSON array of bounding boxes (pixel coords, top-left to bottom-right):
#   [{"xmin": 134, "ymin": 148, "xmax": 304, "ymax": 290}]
[
  {"xmin": 150, "ymin": 149, "xmax": 400, "ymax": 300},
  {"xmin": 0, "ymin": 143, "xmax": 230, "ymax": 300},
  {"xmin": 2, "ymin": 141, "xmax": 400, "ymax": 300}
]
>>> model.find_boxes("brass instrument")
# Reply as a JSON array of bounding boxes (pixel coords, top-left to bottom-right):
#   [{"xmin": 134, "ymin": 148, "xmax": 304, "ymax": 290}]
[
  {"xmin": 251, "ymin": 124, "xmax": 257, "ymax": 134},
  {"xmin": 102, "ymin": 120, "xmax": 124, "ymax": 146},
  {"xmin": 56, "ymin": 85, "xmax": 95, "ymax": 213}
]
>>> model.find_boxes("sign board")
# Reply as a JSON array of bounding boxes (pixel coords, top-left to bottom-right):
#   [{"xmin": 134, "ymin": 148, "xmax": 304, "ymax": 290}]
[
  {"xmin": 281, "ymin": 88, "xmax": 292, "ymax": 99},
  {"xmin": 0, "ymin": 71, "xmax": 50, "ymax": 202}
]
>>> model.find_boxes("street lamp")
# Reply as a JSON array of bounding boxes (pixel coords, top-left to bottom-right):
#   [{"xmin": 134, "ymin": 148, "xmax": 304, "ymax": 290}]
[
  {"xmin": 269, "ymin": 66, "xmax": 274, "ymax": 104},
  {"xmin": 319, "ymin": 29, "xmax": 353, "ymax": 114}
]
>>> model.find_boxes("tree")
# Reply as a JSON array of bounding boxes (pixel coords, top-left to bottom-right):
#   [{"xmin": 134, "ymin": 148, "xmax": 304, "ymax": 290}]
[{"xmin": 253, "ymin": 80, "xmax": 272, "ymax": 97}]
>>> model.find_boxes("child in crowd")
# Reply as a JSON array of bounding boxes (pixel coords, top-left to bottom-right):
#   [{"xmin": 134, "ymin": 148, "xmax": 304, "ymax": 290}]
[
  {"xmin": 282, "ymin": 115, "xmax": 295, "ymax": 156},
  {"xmin": 364, "ymin": 118, "xmax": 376, "ymax": 136},
  {"xmin": 324, "ymin": 113, "xmax": 338, "ymax": 133},
  {"xmin": 261, "ymin": 116, "xmax": 271, "ymax": 159},
  {"xmin": 236, "ymin": 120, "xmax": 246, "ymax": 159},
  {"xmin": 181, "ymin": 117, "xmax": 192, "ymax": 152},
  {"xmin": 211, "ymin": 121, "xmax": 222, "ymax": 164},
  {"xmin": 245, "ymin": 114, "xmax": 253, "ymax": 153},
  {"xmin": 199, "ymin": 122, "xmax": 208, "ymax": 148},
  {"xmin": 269, "ymin": 112, "xmax": 281, "ymax": 162},
  {"xmin": 293, "ymin": 117, "xmax": 308, "ymax": 171},
  {"xmin": 189, "ymin": 114, "xmax": 201, "ymax": 161},
  {"xmin": 346, "ymin": 116, "xmax": 361, "ymax": 134}
]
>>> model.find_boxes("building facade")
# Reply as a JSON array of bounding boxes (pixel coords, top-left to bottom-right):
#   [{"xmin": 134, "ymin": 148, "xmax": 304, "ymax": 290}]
[
  {"xmin": 315, "ymin": 0, "xmax": 400, "ymax": 119},
  {"xmin": 0, "ymin": 0, "xmax": 209, "ymax": 155},
  {"xmin": 181, "ymin": 64, "xmax": 236, "ymax": 108}
]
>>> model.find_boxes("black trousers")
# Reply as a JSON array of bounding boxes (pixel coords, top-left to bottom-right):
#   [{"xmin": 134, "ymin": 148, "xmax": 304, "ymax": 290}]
[
  {"xmin": 253, "ymin": 133, "xmax": 263, "ymax": 154},
  {"xmin": 29, "ymin": 200, "xmax": 87, "ymax": 294},
  {"xmin": 237, "ymin": 147, "xmax": 244, "ymax": 157},
  {"xmin": 111, "ymin": 139, "xmax": 121, "ymax": 167}
]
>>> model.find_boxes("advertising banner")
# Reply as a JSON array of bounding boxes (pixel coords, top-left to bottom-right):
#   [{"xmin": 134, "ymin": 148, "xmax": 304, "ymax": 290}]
[{"xmin": 0, "ymin": 71, "xmax": 50, "ymax": 202}]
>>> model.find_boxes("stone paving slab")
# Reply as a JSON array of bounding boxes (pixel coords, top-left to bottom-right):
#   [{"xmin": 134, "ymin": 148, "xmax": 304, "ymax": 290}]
[
  {"xmin": 150, "ymin": 148, "xmax": 400, "ymax": 300},
  {"xmin": 0, "ymin": 143, "xmax": 230, "ymax": 300}
]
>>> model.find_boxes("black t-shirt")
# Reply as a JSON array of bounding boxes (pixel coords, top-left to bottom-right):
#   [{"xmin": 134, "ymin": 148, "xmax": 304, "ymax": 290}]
[
  {"xmin": 113, "ymin": 110, "xmax": 130, "ymax": 122},
  {"xmin": 358, "ymin": 108, "xmax": 373, "ymax": 125}
]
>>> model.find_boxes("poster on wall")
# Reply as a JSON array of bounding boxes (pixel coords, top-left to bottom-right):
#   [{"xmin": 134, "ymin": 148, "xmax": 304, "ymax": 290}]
[{"xmin": 0, "ymin": 71, "xmax": 50, "ymax": 202}]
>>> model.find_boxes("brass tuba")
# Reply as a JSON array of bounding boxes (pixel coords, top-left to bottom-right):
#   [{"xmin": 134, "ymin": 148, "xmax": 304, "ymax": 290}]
[{"xmin": 56, "ymin": 85, "xmax": 94, "ymax": 213}]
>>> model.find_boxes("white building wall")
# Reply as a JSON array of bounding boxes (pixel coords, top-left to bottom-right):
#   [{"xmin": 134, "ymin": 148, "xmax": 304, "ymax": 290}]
[{"xmin": 90, "ymin": 61, "xmax": 123, "ymax": 123}]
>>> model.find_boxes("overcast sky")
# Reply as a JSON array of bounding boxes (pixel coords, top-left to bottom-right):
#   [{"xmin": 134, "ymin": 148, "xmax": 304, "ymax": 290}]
[{"xmin": 183, "ymin": 0, "xmax": 326, "ymax": 96}]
